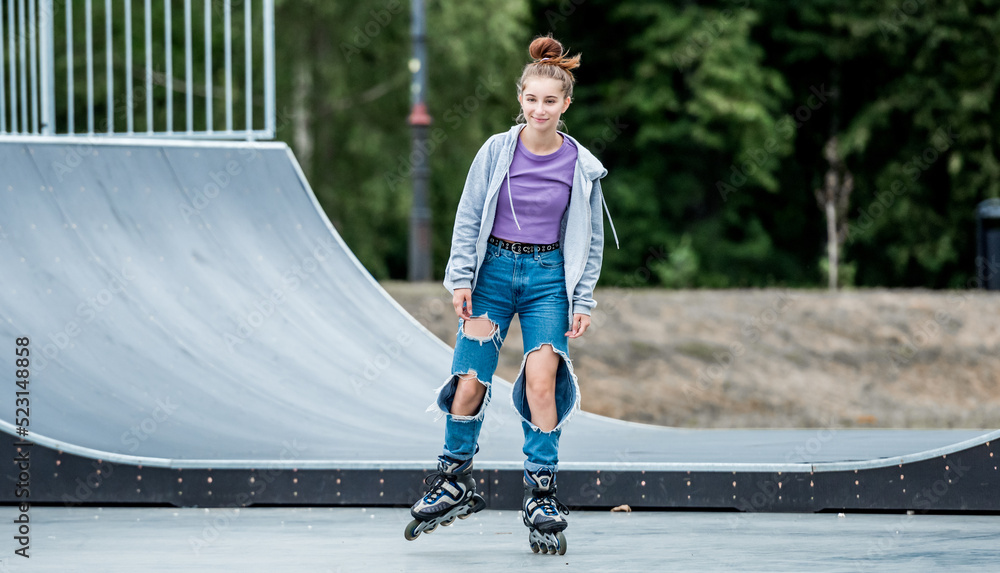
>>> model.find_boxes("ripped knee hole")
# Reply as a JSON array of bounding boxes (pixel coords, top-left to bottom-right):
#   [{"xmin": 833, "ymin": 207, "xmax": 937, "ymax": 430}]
[{"xmin": 462, "ymin": 315, "xmax": 499, "ymax": 340}]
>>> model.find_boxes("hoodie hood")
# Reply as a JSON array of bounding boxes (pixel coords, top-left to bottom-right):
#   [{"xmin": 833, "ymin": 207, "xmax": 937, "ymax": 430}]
[{"xmin": 500, "ymin": 125, "xmax": 608, "ymax": 180}]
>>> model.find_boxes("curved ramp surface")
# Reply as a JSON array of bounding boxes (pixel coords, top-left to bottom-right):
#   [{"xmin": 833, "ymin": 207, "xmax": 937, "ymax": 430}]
[
  {"xmin": 1, "ymin": 138, "xmax": 997, "ymax": 512},
  {"xmin": 0, "ymin": 138, "xmax": 495, "ymax": 466}
]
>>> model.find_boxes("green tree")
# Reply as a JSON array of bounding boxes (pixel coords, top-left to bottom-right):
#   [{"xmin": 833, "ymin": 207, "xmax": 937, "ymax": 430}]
[
  {"xmin": 532, "ymin": 0, "xmax": 799, "ymax": 287},
  {"xmin": 825, "ymin": 0, "xmax": 1000, "ymax": 287},
  {"xmin": 273, "ymin": 0, "xmax": 530, "ymax": 280},
  {"xmin": 531, "ymin": 0, "xmax": 1000, "ymax": 288}
]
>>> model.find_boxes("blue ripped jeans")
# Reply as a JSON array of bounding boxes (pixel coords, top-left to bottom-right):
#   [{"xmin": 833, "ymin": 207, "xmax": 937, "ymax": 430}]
[{"xmin": 433, "ymin": 241, "xmax": 580, "ymax": 474}]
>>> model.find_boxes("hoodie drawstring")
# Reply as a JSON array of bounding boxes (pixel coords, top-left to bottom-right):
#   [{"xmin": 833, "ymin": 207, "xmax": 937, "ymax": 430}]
[
  {"xmin": 504, "ymin": 131, "xmax": 617, "ymax": 249},
  {"xmin": 506, "ymin": 169, "xmax": 521, "ymax": 230},
  {"xmin": 599, "ymin": 186, "xmax": 620, "ymax": 249},
  {"xmin": 508, "ymin": 165, "xmax": 619, "ymax": 248}
]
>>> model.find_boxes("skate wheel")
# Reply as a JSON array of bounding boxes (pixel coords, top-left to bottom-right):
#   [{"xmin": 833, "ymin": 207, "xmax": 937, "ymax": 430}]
[
  {"xmin": 530, "ymin": 542, "xmax": 540, "ymax": 554},
  {"xmin": 403, "ymin": 519, "xmax": 422, "ymax": 541},
  {"xmin": 556, "ymin": 532, "xmax": 567, "ymax": 555},
  {"xmin": 442, "ymin": 516, "xmax": 457, "ymax": 527}
]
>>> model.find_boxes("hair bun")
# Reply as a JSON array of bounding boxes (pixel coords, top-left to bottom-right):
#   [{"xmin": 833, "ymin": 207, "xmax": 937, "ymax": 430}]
[
  {"xmin": 529, "ymin": 35, "xmax": 564, "ymax": 61},
  {"xmin": 528, "ymin": 34, "xmax": 581, "ymax": 77}
]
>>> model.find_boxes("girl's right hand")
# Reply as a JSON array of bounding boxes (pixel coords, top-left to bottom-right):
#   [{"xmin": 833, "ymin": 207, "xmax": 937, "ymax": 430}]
[{"xmin": 453, "ymin": 288, "xmax": 473, "ymax": 319}]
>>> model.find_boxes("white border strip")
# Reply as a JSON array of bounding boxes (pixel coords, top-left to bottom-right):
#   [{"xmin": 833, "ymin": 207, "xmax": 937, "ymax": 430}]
[{"xmin": 4, "ymin": 421, "xmax": 996, "ymax": 473}]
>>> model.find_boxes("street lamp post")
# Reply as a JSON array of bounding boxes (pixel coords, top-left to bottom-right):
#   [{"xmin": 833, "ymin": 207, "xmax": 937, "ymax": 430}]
[{"xmin": 407, "ymin": 0, "xmax": 432, "ymax": 281}]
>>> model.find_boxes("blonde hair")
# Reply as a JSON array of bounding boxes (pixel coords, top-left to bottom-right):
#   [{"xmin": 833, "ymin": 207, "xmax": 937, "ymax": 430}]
[{"xmin": 515, "ymin": 34, "xmax": 581, "ymax": 130}]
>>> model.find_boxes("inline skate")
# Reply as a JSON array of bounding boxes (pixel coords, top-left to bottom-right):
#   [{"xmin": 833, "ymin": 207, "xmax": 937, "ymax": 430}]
[
  {"xmin": 404, "ymin": 455, "xmax": 486, "ymax": 540},
  {"xmin": 521, "ymin": 469, "xmax": 568, "ymax": 555}
]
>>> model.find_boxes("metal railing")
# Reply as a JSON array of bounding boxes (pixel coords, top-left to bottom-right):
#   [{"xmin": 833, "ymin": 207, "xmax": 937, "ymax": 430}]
[{"xmin": 0, "ymin": 0, "xmax": 275, "ymax": 139}]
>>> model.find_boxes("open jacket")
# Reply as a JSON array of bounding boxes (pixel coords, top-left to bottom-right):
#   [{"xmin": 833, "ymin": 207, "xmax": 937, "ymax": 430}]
[{"xmin": 443, "ymin": 124, "xmax": 619, "ymax": 327}]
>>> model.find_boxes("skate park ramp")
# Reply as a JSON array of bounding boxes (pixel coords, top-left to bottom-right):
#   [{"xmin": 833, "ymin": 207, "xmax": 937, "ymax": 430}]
[{"xmin": 1, "ymin": 137, "xmax": 998, "ymax": 512}]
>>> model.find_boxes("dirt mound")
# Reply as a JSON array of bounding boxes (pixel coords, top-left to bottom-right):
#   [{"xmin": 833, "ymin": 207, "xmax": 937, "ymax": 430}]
[{"xmin": 381, "ymin": 283, "xmax": 1000, "ymax": 429}]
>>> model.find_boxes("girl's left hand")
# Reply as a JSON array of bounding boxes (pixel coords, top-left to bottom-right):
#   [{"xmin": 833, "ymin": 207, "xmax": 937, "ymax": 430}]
[{"xmin": 565, "ymin": 314, "xmax": 591, "ymax": 338}]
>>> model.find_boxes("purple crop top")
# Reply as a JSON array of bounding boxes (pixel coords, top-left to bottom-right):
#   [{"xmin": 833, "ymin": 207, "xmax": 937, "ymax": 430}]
[{"xmin": 490, "ymin": 133, "xmax": 578, "ymax": 245}]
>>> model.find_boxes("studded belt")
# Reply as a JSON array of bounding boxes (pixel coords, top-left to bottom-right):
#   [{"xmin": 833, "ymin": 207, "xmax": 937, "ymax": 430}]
[{"xmin": 488, "ymin": 235, "xmax": 560, "ymax": 254}]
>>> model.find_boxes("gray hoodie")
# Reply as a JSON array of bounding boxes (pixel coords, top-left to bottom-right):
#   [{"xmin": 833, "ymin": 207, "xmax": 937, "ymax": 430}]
[{"xmin": 443, "ymin": 124, "xmax": 619, "ymax": 327}]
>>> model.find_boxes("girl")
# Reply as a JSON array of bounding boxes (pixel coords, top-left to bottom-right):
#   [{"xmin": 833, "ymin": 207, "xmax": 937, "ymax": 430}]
[{"xmin": 405, "ymin": 34, "xmax": 618, "ymax": 555}]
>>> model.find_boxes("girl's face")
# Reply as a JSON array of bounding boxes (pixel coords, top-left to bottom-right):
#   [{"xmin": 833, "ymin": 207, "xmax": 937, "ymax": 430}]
[{"xmin": 519, "ymin": 77, "xmax": 571, "ymax": 133}]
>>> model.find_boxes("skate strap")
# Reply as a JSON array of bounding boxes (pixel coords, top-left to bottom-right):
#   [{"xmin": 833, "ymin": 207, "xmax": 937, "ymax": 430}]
[
  {"xmin": 440, "ymin": 482, "xmax": 461, "ymax": 501},
  {"xmin": 422, "ymin": 472, "xmax": 463, "ymax": 502},
  {"xmin": 528, "ymin": 495, "xmax": 569, "ymax": 517}
]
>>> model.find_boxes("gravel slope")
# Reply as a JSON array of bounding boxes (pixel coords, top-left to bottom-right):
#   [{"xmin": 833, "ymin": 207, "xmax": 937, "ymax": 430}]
[{"xmin": 380, "ymin": 282, "xmax": 1000, "ymax": 429}]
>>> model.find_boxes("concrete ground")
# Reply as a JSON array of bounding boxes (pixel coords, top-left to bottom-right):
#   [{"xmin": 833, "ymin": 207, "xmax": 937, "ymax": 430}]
[{"xmin": 3, "ymin": 507, "xmax": 998, "ymax": 572}]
